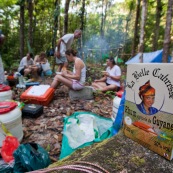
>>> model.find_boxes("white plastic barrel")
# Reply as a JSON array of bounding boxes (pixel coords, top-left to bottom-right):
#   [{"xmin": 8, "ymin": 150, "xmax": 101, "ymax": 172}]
[
  {"xmin": 0, "ymin": 102, "xmax": 23, "ymax": 147},
  {"xmin": 111, "ymin": 96, "xmax": 121, "ymax": 121},
  {"xmin": 0, "ymin": 90, "xmax": 12, "ymax": 101},
  {"xmin": 0, "ymin": 84, "xmax": 12, "ymax": 101}
]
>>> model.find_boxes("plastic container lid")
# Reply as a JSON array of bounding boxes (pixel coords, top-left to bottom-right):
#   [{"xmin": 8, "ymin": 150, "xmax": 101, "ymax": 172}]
[
  {"xmin": 0, "ymin": 84, "xmax": 11, "ymax": 92},
  {"xmin": 116, "ymin": 90, "xmax": 124, "ymax": 98},
  {"xmin": 0, "ymin": 102, "xmax": 17, "ymax": 114}
]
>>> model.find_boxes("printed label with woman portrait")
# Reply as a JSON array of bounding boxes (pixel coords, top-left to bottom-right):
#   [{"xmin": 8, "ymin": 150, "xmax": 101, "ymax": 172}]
[{"xmin": 124, "ymin": 63, "xmax": 173, "ymax": 160}]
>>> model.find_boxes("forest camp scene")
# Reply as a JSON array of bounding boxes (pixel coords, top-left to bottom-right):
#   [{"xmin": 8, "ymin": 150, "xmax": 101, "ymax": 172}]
[{"xmin": 0, "ymin": 0, "xmax": 173, "ymax": 172}]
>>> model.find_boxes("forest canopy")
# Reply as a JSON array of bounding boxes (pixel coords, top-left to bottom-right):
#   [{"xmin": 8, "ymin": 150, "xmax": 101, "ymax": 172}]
[{"xmin": 0, "ymin": 0, "xmax": 172, "ymax": 70}]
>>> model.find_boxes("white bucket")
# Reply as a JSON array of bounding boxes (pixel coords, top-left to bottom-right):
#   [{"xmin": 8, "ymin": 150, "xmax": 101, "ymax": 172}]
[
  {"xmin": 0, "ymin": 90, "xmax": 12, "ymax": 101},
  {"xmin": 111, "ymin": 96, "xmax": 121, "ymax": 121},
  {"xmin": 0, "ymin": 106, "xmax": 23, "ymax": 147}
]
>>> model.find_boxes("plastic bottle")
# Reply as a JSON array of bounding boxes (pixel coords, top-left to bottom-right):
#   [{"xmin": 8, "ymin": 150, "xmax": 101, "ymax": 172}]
[
  {"xmin": 16, "ymin": 73, "xmax": 26, "ymax": 88},
  {"xmin": 112, "ymin": 96, "xmax": 121, "ymax": 121}
]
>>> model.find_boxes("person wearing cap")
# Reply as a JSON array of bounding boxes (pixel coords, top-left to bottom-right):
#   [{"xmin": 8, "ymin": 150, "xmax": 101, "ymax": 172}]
[
  {"xmin": 54, "ymin": 29, "xmax": 82, "ymax": 72},
  {"xmin": 137, "ymin": 80, "xmax": 158, "ymax": 115},
  {"xmin": 18, "ymin": 53, "xmax": 39, "ymax": 80}
]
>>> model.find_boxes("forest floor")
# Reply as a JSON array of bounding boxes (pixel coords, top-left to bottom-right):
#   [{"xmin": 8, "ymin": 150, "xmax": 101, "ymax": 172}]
[
  {"xmin": 11, "ymin": 64, "xmax": 173, "ymax": 173},
  {"xmin": 12, "ymin": 64, "xmax": 114, "ymax": 162}
]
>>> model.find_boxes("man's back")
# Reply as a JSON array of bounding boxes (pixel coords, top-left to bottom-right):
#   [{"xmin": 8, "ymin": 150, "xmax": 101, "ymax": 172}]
[{"xmin": 60, "ymin": 34, "xmax": 74, "ymax": 56}]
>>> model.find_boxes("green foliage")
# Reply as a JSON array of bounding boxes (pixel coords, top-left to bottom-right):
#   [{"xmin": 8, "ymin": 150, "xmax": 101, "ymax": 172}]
[
  {"xmin": 105, "ymin": 90, "xmax": 115, "ymax": 98},
  {"xmin": 87, "ymin": 76, "xmax": 92, "ymax": 84},
  {"xmin": 0, "ymin": 0, "xmax": 172, "ymax": 71}
]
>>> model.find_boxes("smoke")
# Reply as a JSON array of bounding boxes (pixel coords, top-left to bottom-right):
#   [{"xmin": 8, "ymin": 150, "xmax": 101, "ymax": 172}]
[
  {"xmin": 79, "ymin": 32, "xmax": 126, "ymax": 63},
  {"xmin": 77, "ymin": 27, "xmax": 131, "ymax": 63},
  {"xmin": 78, "ymin": 35, "xmax": 110, "ymax": 63}
]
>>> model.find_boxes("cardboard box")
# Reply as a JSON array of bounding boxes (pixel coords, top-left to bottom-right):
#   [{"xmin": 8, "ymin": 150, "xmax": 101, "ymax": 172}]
[{"xmin": 124, "ymin": 63, "xmax": 173, "ymax": 160}]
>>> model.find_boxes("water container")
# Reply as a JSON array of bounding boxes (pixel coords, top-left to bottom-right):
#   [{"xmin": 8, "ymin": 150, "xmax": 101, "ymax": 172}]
[
  {"xmin": 0, "ymin": 84, "xmax": 12, "ymax": 101},
  {"xmin": 17, "ymin": 75, "xmax": 26, "ymax": 88},
  {"xmin": 0, "ymin": 101, "xmax": 23, "ymax": 147},
  {"xmin": 111, "ymin": 96, "xmax": 121, "ymax": 121}
]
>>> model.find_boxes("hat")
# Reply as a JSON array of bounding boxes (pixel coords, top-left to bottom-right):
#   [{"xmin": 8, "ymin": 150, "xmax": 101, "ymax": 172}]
[{"xmin": 139, "ymin": 80, "xmax": 155, "ymax": 98}]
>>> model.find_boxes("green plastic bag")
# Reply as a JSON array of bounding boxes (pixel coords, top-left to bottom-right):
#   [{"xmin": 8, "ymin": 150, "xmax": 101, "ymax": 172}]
[
  {"xmin": 60, "ymin": 112, "xmax": 113, "ymax": 159},
  {"xmin": 0, "ymin": 160, "xmax": 13, "ymax": 173},
  {"xmin": 13, "ymin": 143, "xmax": 51, "ymax": 173}
]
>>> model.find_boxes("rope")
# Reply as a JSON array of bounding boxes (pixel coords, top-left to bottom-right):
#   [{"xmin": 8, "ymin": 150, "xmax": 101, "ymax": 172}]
[
  {"xmin": 27, "ymin": 161, "xmax": 110, "ymax": 173},
  {"xmin": 27, "ymin": 166, "xmax": 93, "ymax": 173},
  {"xmin": 75, "ymin": 161, "xmax": 110, "ymax": 173}
]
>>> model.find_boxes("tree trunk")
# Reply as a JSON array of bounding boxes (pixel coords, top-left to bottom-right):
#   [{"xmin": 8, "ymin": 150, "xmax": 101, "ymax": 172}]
[
  {"xmin": 19, "ymin": 2, "xmax": 25, "ymax": 59},
  {"xmin": 52, "ymin": 0, "xmax": 60, "ymax": 73},
  {"xmin": 100, "ymin": 0, "xmax": 104, "ymax": 38},
  {"xmin": 100, "ymin": 0, "xmax": 109, "ymax": 39},
  {"xmin": 103, "ymin": 1, "xmax": 108, "ymax": 35},
  {"xmin": 52, "ymin": 0, "xmax": 60, "ymax": 49},
  {"xmin": 80, "ymin": 0, "xmax": 86, "ymax": 53},
  {"xmin": 138, "ymin": 0, "xmax": 147, "ymax": 62},
  {"xmin": 80, "ymin": 0, "xmax": 86, "ymax": 31},
  {"xmin": 28, "ymin": 0, "xmax": 33, "ymax": 52},
  {"xmin": 152, "ymin": 0, "xmax": 162, "ymax": 51},
  {"xmin": 122, "ymin": 1, "xmax": 134, "ymax": 59},
  {"xmin": 131, "ymin": 0, "xmax": 141, "ymax": 57},
  {"xmin": 64, "ymin": 0, "xmax": 71, "ymax": 35},
  {"xmin": 162, "ymin": 0, "xmax": 173, "ymax": 62}
]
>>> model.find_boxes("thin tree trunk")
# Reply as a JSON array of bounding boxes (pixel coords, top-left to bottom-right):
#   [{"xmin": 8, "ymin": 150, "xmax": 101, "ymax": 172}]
[
  {"xmin": 138, "ymin": 0, "xmax": 147, "ymax": 62},
  {"xmin": 64, "ymin": 0, "xmax": 71, "ymax": 35},
  {"xmin": 131, "ymin": 0, "xmax": 141, "ymax": 57},
  {"xmin": 28, "ymin": 0, "xmax": 33, "ymax": 51},
  {"xmin": 162, "ymin": 0, "xmax": 173, "ymax": 62},
  {"xmin": 33, "ymin": 0, "xmax": 39, "ymax": 50},
  {"xmin": 19, "ymin": 2, "xmax": 25, "ymax": 59},
  {"xmin": 59, "ymin": 16, "xmax": 63, "ymax": 37},
  {"xmin": 80, "ymin": 0, "xmax": 85, "ymax": 31},
  {"xmin": 122, "ymin": 1, "xmax": 134, "ymax": 59},
  {"xmin": 100, "ymin": 0, "xmax": 104, "ymax": 38},
  {"xmin": 52, "ymin": 0, "xmax": 60, "ymax": 72},
  {"xmin": 103, "ymin": 1, "xmax": 108, "ymax": 35},
  {"xmin": 100, "ymin": 0, "xmax": 109, "ymax": 39},
  {"xmin": 79, "ymin": 0, "xmax": 86, "ymax": 54},
  {"xmin": 52, "ymin": 0, "xmax": 60, "ymax": 49},
  {"xmin": 152, "ymin": 0, "xmax": 162, "ymax": 51}
]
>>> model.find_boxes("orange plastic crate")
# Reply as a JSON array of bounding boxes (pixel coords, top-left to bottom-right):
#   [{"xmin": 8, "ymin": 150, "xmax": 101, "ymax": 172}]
[{"xmin": 20, "ymin": 86, "xmax": 55, "ymax": 106}]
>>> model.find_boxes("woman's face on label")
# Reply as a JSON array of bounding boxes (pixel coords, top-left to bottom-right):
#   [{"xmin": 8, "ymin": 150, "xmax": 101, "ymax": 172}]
[{"xmin": 143, "ymin": 95, "xmax": 155, "ymax": 108}]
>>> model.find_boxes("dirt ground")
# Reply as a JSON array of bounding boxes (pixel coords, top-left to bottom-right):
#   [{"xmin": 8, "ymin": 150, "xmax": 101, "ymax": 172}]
[{"xmin": 13, "ymin": 75, "xmax": 113, "ymax": 162}]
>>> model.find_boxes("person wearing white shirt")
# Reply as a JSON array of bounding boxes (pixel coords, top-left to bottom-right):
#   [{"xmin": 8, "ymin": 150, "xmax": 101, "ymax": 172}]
[
  {"xmin": 18, "ymin": 53, "xmax": 39, "ymax": 79},
  {"xmin": 55, "ymin": 29, "xmax": 82, "ymax": 72},
  {"xmin": 92, "ymin": 57, "xmax": 121, "ymax": 92}
]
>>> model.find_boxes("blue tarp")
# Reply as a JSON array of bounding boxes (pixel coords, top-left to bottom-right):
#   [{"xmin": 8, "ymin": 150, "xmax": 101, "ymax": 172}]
[
  {"xmin": 112, "ymin": 91, "xmax": 126, "ymax": 136},
  {"xmin": 126, "ymin": 49, "xmax": 171, "ymax": 64}
]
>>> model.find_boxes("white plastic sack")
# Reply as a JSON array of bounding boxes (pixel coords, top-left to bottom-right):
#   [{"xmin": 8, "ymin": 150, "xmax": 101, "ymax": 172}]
[
  {"xmin": 41, "ymin": 62, "xmax": 51, "ymax": 72},
  {"xmin": 63, "ymin": 114, "xmax": 98, "ymax": 149}
]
